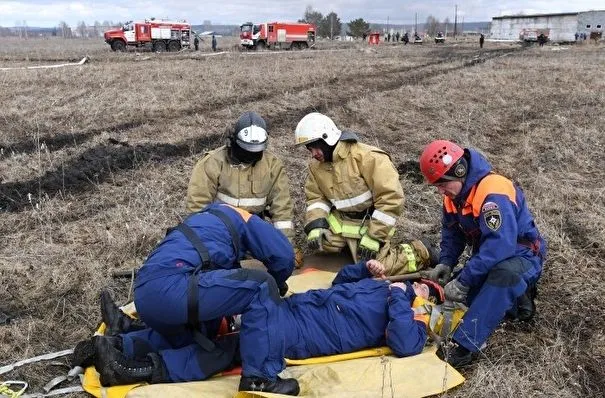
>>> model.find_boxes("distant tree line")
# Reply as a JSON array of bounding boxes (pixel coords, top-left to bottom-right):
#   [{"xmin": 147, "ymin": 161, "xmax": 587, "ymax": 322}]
[
  {"xmin": 0, "ymin": 20, "xmax": 120, "ymax": 38},
  {"xmin": 299, "ymin": 5, "xmax": 373, "ymax": 39}
]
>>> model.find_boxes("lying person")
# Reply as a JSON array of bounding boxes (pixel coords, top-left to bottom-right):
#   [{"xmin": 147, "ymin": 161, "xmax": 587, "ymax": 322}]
[{"xmin": 86, "ymin": 260, "xmax": 445, "ymax": 396}]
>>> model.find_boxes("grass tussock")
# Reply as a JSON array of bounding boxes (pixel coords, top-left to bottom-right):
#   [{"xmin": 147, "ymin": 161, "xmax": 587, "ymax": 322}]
[{"xmin": 1, "ymin": 38, "xmax": 604, "ymax": 396}]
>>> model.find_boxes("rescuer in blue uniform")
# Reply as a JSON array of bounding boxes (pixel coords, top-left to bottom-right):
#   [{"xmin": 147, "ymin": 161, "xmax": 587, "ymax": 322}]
[
  {"xmin": 92, "ymin": 203, "xmax": 298, "ymax": 394},
  {"xmin": 234, "ymin": 260, "xmax": 442, "ymax": 394},
  {"xmin": 91, "ymin": 259, "xmax": 442, "ymax": 396},
  {"xmin": 419, "ymin": 140, "xmax": 546, "ymax": 368}
]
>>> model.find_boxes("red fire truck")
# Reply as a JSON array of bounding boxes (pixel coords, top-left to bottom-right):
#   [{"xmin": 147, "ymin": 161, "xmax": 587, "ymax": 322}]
[
  {"xmin": 104, "ymin": 19, "xmax": 192, "ymax": 52},
  {"xmin": 240, "ymin": 22, "xmax": 316, "ymax": 50}
]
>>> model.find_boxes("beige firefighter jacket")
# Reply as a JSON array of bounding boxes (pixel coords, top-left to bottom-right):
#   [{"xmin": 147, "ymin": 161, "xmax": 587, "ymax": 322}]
[
  {"xmin": 304, "ymin": 140, "xmax": 404, "ymax": 242},
  {"xmin": 186, "ymin": 146, "xmax": 295, "ymax": 240}
]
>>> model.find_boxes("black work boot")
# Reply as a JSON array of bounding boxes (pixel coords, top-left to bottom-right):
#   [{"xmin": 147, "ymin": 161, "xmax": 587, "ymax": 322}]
[
  {"xmin": 516, "ymin": 284, "xmax": 537, "ymax": 322},
  {"xmin": 100, "ymin": 290, "xmax": 146, "ymax": 336},
  {"xmin": 71, "ymin": 338, "xmax": 97, "ymax": 368},
  {"xmin": 239, "ymin": 376, "xmax": 300, "ymax": 396},
  {"xmin": 436, "ymin": 342, "xmax": 474, "ymax": 368},
  {"xmin": 94, "ymin": 335, "xmax": 167, "ymax": 386}
]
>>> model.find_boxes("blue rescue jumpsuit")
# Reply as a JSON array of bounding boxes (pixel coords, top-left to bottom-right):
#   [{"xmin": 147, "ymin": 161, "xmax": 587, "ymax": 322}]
[
  {"xmin": 440, "ymin": 149, "xmax": 547, "ymax": 352},
  {"xmin": 122, "ymin": 204, "xmax": 295, "ymax": 382},
  {"xmin": 244, "ymin": 262, "xmax": 428, "ymax": 380}
]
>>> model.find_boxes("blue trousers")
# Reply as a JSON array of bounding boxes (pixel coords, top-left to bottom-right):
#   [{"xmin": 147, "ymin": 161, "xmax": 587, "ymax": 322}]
[
  {"xmin": 454, "ymin": 256, "xmax": 541, "ymax": 352},
  {"xmin": 129, "ymin": 268, "xmax": 285, "ymax": 382}
]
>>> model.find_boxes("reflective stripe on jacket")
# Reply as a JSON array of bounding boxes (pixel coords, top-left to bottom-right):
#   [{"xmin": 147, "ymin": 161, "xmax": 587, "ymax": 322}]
[
  {"xmin": 440, "ymin": 149, "xmax": 546, "ymax": 288},
  {"xmin": 186, "ymin": 146, "xmax": 295, "ymax": 240},
  {"xmin": 304, "ymin": 141, "xmax": 404, "ymax": 241}
]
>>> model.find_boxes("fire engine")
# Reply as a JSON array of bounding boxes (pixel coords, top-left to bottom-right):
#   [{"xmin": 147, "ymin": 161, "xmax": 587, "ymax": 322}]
[
  {"xmin": 104, "ymin": 19, "xmax": 192, "ymax": 52},
  {"xmin": 240, "ymin": 22, "xmax": 316, "ymax": 50}
]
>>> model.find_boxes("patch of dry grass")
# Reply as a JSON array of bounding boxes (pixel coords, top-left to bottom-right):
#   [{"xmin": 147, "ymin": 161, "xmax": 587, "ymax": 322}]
[{"xmin": 1, "ymin": 38, "xmax": 604, "ymax": 396}]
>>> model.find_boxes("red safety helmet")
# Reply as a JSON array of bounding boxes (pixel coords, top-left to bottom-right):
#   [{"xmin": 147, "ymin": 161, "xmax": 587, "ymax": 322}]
[{"xmin": 419, "ymin": 140, "xmax": 465, "ymax": 184}]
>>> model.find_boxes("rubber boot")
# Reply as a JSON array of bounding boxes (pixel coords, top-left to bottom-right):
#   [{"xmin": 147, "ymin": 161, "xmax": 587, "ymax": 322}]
[
  {"xmin": 436, "ymin": 342, "xmax": 473, "ymax": 368},
  {"xmin": 94, "ymin": 335, "xmax": 167, "ymax": 386},
  {"xmin": 72, "ymin": 335, "xmax": 122, "ymax": 369},
  {"xmin": 100, "ymin": 290, "xmax": 146, "ymax": 336},
  {"xmin": 239, "ymin": 376, "xmax": 300, "ymax": 396},
  {"xmin": 516, "ymin": 284, "xmax": 537, "ymax": 322}
]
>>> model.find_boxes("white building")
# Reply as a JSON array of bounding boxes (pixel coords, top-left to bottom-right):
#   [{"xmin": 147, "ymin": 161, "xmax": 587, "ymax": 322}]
[{"xmin": 490, "ymin": 10, "xmax": 605, "ymax": 42}]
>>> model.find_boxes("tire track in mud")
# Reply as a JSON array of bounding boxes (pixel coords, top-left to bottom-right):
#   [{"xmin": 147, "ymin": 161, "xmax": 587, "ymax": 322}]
[
  {"xmin": 1, "ymin": 47, "xmax": 511, "ymax": 158},
  {"xmin": 0, "ymin": 47, "xmax": 524, "ymax": 214},
  {"xmin": 266, "ymin": 47, "xmax": 523, "ymax": 132},
  {"xmin": 0, "ymin": 133, "xmax": 223, "ymax": 213},
  {"xmin": 0, "ymin": 121, "xmax": 145, "ymax": 158}
]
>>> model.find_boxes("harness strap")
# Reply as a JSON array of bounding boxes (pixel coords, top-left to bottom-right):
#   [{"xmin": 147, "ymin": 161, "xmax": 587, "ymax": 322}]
[
  {"xmin": 170, "ymin": 224, "xmax": 211, "ymax": 269},
  {"xmin": 167, "ymin": 207, "xmax": 242, "ymax": 352},
  {"xmin": 205, "ymin": 208, "xmax": 240, "ymax": 256}
]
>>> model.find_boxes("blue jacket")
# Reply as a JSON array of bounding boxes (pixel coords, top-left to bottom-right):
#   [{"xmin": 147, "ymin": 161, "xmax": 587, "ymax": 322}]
[
  {"xmin": 282, "ymin": 262, "xmax": 427, "ymax": 359},
  {"xmin": 135, "ymin": 204, "xmax": 294, "ymax": 288},
  {"xmin": 439, "ymin": 149, "xmax": 546, "ymax": 288}
]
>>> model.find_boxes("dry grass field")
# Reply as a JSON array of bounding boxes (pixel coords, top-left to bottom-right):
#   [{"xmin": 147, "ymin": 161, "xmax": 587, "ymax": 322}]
[{"xmin": 1, "ymin": 36, "xmax": 604, "ymax": 397}]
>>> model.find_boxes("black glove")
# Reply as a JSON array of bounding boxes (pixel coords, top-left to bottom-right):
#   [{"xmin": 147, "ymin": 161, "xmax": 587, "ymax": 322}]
[
  {"xmin": 358, "ymin": 246, "xmax": 378, "ymax": 262},
  {"xmin": 279, "ymin": 283, "xmax": 289, "ymax": 297},
  {"xmin": 428, "ymin": 263, "xmax": 453, "ymax": 286},
  {"xmin": 358, "ymin": 235, "xmax": 381, "ymax": 261}
]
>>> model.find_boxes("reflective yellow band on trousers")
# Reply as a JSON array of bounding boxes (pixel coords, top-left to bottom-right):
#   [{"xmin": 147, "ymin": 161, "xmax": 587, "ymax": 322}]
[
  {"xmin": 327, "ymin": 213, "xmax": 343, "ymax": 234},
  {"xmin": 401, "ymin": 243, "xmax": 417, "ymax": 272},
  {"xmin": 327, "ymin": 213, "xmax": 369, "ymax": 238}
]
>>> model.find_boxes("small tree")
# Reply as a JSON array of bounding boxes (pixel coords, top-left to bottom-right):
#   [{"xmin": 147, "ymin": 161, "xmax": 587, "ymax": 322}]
[
  {"xmin": 319, "ymin": 12, "xmax": 341, "ymax": 39},
  {"xmin": 77, "ymin": 21, "xmax": 87, "ymax": 38},
  {"xmin": 58, "ymin": 21, "xmax": 72, "ymax": 38},
  {"xmin": 93, "ymin": 21, "xmax": 102, "ymax": 37},
  {"xmin": 299, "ymin": 5, "xmax": 323, "ymax": 30},
  {"xmin": 425, "ymin": 15, "xmax": 439, "ymax": 36},
  {"xmin": 443, "ymin": 17, "xmax": 451, "ymax": 35},
  {"xmin": 348, "ymin": 18, "xmax": 370, "ymax": 38}
]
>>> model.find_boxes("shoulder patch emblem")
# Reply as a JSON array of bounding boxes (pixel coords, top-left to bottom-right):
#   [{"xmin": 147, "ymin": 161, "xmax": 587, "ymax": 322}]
[
  {"xmin": 484, "ymin": 209, "xmax": 502, "ymax": 231},
  {"xmin": 481, "ymin": 201, "xmax": 499, "ymax": 212}
]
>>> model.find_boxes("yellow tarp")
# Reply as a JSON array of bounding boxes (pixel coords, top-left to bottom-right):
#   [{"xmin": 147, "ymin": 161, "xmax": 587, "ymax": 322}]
[{"xmin": 82, "ymin": 269, "xmax": 465, "ymax": 398}]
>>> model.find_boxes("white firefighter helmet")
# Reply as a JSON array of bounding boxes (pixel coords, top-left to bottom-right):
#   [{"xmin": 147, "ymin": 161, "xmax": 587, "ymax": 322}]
[
  {"xmin": 233, "ymin": 111, "xmax": 268, "ymax": 152},
  {"xmin": 294, "ymin": 112, "xmax": 342, "ymax": 146}
]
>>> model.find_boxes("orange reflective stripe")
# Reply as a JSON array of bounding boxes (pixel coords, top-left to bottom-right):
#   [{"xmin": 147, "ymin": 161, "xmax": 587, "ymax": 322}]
[
  {"xmin": 471, "ymin": 174, "xmax": 516, "ymax": 217},
  {"xmin": 221, "ymin": 204, "xmax": 252, "ymax": 222},
  {"xmin": 412, "ymin": 297, "xmax": 430, "ymax": 327},
  {"xmin": 414, "ymin": 313, "xmax": 429, "ymax": 326},
  {"xmin": 443, "ymin": 197, "xmax": 457, "ymax": 214},
  {"xmin": 460, "ymin": 185, "xmax": 478, "ymax": 216}
]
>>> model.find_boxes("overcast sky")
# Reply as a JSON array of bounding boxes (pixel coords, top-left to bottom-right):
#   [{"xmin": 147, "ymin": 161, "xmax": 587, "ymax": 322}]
[{"xmin": 1, "ymin": 1, "xmax": 603, "ymax": 28}]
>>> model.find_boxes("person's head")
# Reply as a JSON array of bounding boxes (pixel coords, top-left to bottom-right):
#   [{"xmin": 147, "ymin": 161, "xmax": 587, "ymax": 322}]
[
  {"xmin": 413, "ymin": 279, "xmax": 445, "ymax": 304},
  {"xmin": 229, "ymin": 111, "xmax": 268, "ymax": 164},
  {"xmin": 294, "ymin": 112, "xmax": 342, "ymax": 162},
  {"xmin": 419, "ymin": 140, "xmax": 468, "ymax": 199}
]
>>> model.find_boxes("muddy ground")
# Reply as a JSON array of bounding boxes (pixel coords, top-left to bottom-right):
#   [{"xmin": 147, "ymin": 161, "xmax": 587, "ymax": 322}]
[{"xmin": 0, "ymin": 37, "xmax": 604, "ymax": 396}]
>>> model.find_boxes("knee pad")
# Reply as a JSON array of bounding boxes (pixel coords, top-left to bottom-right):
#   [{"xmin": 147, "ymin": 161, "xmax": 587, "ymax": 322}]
[
  {"xmin": 227, "ymin": 268, "xmax": 280, "ymax": 302},
  {"xmin": 486, "ymin": 260, "xmax": 524, "ymax": 287}
]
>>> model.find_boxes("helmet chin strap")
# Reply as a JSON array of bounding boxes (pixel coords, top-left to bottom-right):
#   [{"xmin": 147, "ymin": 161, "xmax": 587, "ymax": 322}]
[
  {"xmin": 307, "ymin": 139, "xmax": 336, "ymax": 162},
  {"xmin": 228, "ymin": 139, "xmax": 263, "ymax": 165}
]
